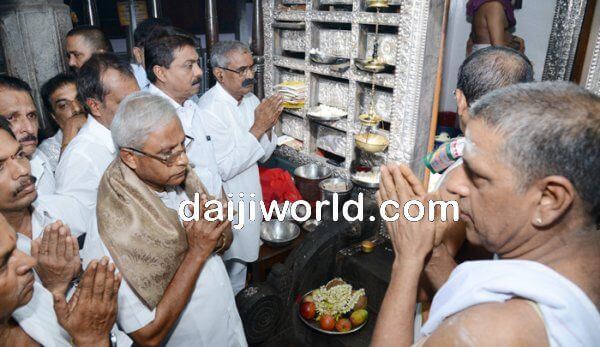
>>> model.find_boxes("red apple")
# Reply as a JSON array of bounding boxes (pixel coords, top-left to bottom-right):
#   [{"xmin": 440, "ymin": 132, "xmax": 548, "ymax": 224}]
[
  {"xmin": 300, "ymin": 302, "xmax": 316, "ymax": 320},
  {"xmin": 320, "ymin": 315, "xmax": 335, "ymax": 331},
  {"xmin": 335, "ymin": 318, "xmax": 352, "ymax": 332}
]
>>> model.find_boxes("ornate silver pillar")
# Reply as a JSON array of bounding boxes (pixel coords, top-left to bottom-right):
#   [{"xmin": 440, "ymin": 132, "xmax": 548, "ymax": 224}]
[
  {"xmin": 584, "ymin": 26, "xmax": 600, "ymax": 95},
  {"xmin": 542, "ymin": 0, "xmax": 588, "ymax": 81},
  {"xmin": 0, "ymin": 0, "xmax": 72, "ymax": 136}
]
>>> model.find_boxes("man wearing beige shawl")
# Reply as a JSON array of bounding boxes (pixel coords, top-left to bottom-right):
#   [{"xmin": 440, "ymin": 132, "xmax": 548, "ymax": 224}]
[{"xmin": 81, "ymin": 92, "xmax": 246, "ymax": 346}]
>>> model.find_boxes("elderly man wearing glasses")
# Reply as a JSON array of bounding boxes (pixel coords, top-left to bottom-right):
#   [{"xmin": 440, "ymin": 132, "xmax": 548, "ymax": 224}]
[
  {"xmin": 198, "ymin": 40, "xmax": 284, "ymax": 294},
  {"xmin": 81, "ymin": 92, "xmax": 245, "ymax": 347}
]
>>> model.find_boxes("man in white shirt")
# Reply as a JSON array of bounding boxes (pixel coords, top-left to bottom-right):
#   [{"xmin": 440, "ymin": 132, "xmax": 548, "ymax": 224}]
[
  {"xmin": 55, "ymin": 53, "xmax": 140, "ymax": 228},
  {"xmin": 372, "ymin": 82, "xmax": 600, "ymax": 346},
  {"xmin": 131, "ymin": 18, "xmax": 172, "ymax": 89},
  {"xmin": 0, "ymin": 213, "xmax": 124, "ymax": 347},
  {"xmin": 39, "ymin": 73, "xmax": 87, "ymax": 172},
  {"xmin": 198, "ymin": 40, "xmax": 283, "ymax": 294},
  {"xmin": 0, "ymin": 118, "xmax": 83, "ymax": 284},
  {"xmin": 82, "ymin": 92, "xmax": 246, "ymax": 346},
  {"xmin": 0, "ymin": 119, "xmax": 129, "ymax": 347},
  {"xmin": 0, "ymin": 76, "xmax": 55, "ymax": 195},
  {"xmin": 144, "ymin": 34, "xmax": 223, "ymax": 196}
]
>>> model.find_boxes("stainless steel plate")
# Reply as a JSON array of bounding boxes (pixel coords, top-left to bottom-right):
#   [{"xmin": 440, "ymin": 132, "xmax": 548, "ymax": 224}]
[
  {"xmin": 351, "ymin": 175, "xmax": 380, "ymax": 189},
  {"xmin": 310, "ymin": 53, "xmax": 350, "ymax": 65},
  {"xmin": 298, "ymin": 290, "xmax": 368, "ymax": 334},
  {"xmin": 306, "ymin": 106, "xmax": 348, "ymax": 122}
]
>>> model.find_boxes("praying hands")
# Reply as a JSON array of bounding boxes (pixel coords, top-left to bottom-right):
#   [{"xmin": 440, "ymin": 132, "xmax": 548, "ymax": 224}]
[
  {"xmin": 372, "ymin": 164, "xmax": 438, "ymax": 347},
  {"xmin": 183, "ymin": 195, "xmax": 233, "ymax": 258},
  {"xmin": 53, "ymin": 257, "xmax": 121, "ymax": 347},
  {"xmin": 376, "ymin": 164, "xmax": 438, "ymax": 264},
  {"xmin": 251, "ymin": 95, "xmax": 284, "ymax": 140},
  {"xmin": 31, "ymin": 221, "xmax": 81, "ymax": 296}
]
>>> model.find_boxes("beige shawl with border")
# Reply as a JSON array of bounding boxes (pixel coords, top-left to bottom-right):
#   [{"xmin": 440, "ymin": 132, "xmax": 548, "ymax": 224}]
[{"xmin": 96, "ymin": 158, "xmax": 210, "ymax": 309}]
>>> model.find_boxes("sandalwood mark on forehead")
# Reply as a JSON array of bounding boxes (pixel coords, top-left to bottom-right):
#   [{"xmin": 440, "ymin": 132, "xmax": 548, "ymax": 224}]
[{"xmin": 463, "ymin": 127, "xmax": 477, "ymax": 158}]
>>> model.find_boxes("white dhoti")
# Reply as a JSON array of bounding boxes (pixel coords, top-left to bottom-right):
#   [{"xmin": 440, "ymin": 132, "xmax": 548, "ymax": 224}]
[
  {"xmin": 226, "ymin": 259, "xmax": 249, "ymax": 295},
  {"xmin": 421, "ymin": 259, "xmax": 600, "ymax": 346}
]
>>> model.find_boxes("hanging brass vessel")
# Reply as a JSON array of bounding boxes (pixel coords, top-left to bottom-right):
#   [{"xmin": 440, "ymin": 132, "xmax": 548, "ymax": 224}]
[{"xmin": 367, "ymin": 0, "xmax": 390, "ymax": 8}]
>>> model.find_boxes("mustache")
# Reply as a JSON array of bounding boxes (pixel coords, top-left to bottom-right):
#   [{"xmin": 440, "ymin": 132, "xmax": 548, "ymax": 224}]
[
  {"xmin": 192, "ymin": 78, "xmax": 201, "ymax": 86},
  {"xmin": 13, "ymin": 176, "xmax": 36, "ymax": 197},
  {"xmin": 72, "ymin": 110, "xmax": 86, "ymax": 117},
  {"xmin": 19, "ymin": 134, "xmax": 37, "ymax": 143},
  {"xmin": 242, "ymin": 78, "xmax": 256, "ymax": 88}
]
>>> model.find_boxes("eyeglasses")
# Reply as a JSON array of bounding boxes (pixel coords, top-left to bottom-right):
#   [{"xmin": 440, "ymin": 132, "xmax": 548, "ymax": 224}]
[
  {"xmin": 124, "ymin": 135, "xmax": 194, "ymax": 167},
  {"xmin": 218, "ymin": 64, "xmax": 257, "ymax": 76}
]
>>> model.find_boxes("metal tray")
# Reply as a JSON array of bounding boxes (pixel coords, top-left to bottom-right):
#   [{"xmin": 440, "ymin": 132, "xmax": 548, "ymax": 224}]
[
  {"xmin": 354, "ymin": 58, "xmax": 395, "ymax": 74},
  {"xmin": 272, "ymin": 21, "xmax": 306, "ymax": 30},
  {"xmin": 306, "ymin": 105, "xmax": 347, "ymax": 122},
  {"xmin": 298, "ymin": 290, "xmax": 368, "ymax": 334},
  {"xmin": 350, "ymin": 175, "xmax": 380, "ymax": 189},
  {"xmin": 310, "ymin": 52, "xmax": 350, "ymax": 65},
  {"xmin": 306, "ymin": 112, "xmax": 347, "ymax": 122}
]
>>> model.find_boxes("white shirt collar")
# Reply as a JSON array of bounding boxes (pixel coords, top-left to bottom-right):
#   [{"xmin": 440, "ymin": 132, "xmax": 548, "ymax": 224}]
[
  {"xmin": 153, "ymin": 186, "xmax": 186, "ymax": 212},
  {"xmin": 49, "ymin": 129, "xmax": 63, "ymax": 143},
  {"xmin": 147, "ymin": 83, "xmax": 189, "ymax": 109},
  {"xmin": 214, "ymin": 82, "xmax": 255, "ymax": 107},
  {"xmin": 131, "ymin": 63, "xmax": 150, "ymax": 89},
  {"xmin": 146, "ymin": 83, "xmax": 197, "ymax": 130},
  {"xmin": 30, "ymin": 149, "xmax": 50, "ymax": 186},
  {"xmin": 27, "ymin": 201, "xmax": 54, "ymax": 240},
  {"xmin": 86, "ymin": 115, "xmax": 116, "ymax": 154}
]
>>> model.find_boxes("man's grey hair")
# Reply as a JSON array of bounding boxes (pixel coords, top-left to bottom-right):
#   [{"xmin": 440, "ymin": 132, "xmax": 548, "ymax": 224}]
[
  {"xmin": 111, "ymin": 91, "xmax": 179, "ymax": 150},
  {"xmin": 210, "ymin": 40, "xmax": 251, "ymax": 68},
  {"xmin": 457, "ymin": 46, "xmax": 534, "ymax": 105},
  {"xmin": 470, "ymin": 81, "xmax": 600, "ymax": 222}
]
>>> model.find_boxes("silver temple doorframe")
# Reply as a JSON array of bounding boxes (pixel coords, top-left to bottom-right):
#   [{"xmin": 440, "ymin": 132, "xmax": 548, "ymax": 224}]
[{"xmin": 543, "ymin": 0, "xmax": 588, "ymax": 81}]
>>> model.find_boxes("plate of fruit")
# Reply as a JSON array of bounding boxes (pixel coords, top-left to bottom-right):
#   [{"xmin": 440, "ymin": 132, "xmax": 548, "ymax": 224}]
[{"xmin": 298, "ymin": 278, "xmax": 368, "ymax": 334}]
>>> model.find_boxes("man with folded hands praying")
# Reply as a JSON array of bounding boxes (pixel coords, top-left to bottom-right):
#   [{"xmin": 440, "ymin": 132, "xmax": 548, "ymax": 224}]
[{"xmin": 81, "ymin": 92, "xmax": 246, "ymax": 346}]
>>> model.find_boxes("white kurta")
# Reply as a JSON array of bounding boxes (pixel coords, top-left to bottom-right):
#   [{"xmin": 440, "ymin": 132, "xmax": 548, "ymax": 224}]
[
  {"xmin": 81, "ymin": 187, "xmax": 247, "ymax": 347},
  {"xmin": 144, "ymin": 83, "xmax": 223, "ymax": 197},
  {"xmin": 13, "ymin": 204, "xmax": 132, "ymax": 347},
  {"xmin": 197, "ymin": 83, "xmax": 277, "ymax": 263},
  {"xmin": 131, "ymin": 63, "xmax": 150, "ymax": 90},
  {"xmin": 54, "ymin": 116, "xmax": 117, "ymax": 231},
  {"xmin": 30, "ymin": 149, "xmax": 56, "ymax": 195},
  {"xmin": 38, "ymin": 130, "xmax": 62, "ymax": 173}
]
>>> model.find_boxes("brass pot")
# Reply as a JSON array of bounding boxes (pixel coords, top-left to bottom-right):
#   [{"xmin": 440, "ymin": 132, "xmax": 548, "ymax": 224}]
[
  {"xmin": 355, "ymin": 58, "xmax": 387, "ymax": 73},
  {"xmin": 367, "ymin": 0, "xmax": 390, "ymax": 8},
  {"xmin": 354, "ymin": 133, "xmax": 389, "ymax": 153},
  {"xmin": 358, "ymin": 112, "xmax": 383, "ymax": 126}
]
